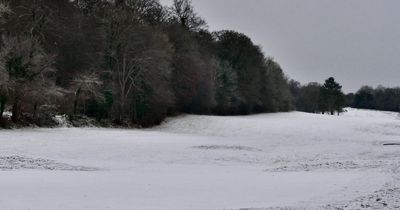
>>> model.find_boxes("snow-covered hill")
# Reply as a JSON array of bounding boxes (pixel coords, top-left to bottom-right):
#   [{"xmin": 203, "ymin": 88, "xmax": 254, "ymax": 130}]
[{"xmin": 0, "ymin": 109, "xmax": 399, "ymax": 209}]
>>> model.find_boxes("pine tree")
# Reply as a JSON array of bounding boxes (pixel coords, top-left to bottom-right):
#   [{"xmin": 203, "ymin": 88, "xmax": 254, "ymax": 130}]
[{"xmin": 320, "ymin": 77, "xmax": 345, "ymax": 115}]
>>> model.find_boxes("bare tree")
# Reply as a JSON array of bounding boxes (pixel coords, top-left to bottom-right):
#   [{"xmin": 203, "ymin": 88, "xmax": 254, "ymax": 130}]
[
  {"xmin": 104, "ymin": 5, "xmax": 174, "ymax": 124},
  {"xmin": 170, "ymin": 0, "xmax": 206, "ymax": 31},
  {"xmin": 0, "ymin": 1, "xmax": 10, "ymax": 20},
  {"xmin": 124, "ymin": 0, "xmax": 167, "ymax": 24},
  {"xmin": 71, "ymin": 72, "xmax": 103, "ymax": 114}
]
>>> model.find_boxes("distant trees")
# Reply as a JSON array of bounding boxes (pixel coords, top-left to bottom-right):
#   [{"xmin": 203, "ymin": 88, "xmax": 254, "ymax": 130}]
[
  {"xmin": 0, "ymin": 0, "xmax": 296, "ymax": 127},
  {"xmin": 344, "ymin": 93, "xmax": 354, "ymax": 108},
  {"xmin": 349, "ymin": 86, "xmax": 400, "ymax": 112},
  {"xmin": 290, "ymin": 81, "xmax": 322, "ymax": 113},
  {"xmin": 290, "ymin": 77, "xmax": 345, "ymax": 115},
  {"xmin": 353, "ymin": 86, "xmax": 375, "ymax": 109},
  {"xmin": 292, "ymin": 78, "xmax": 400, "ymax": 114}
]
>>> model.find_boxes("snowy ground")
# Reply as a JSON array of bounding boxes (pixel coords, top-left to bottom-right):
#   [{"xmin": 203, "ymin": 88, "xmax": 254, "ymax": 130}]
[{"xmin": 0, "ymin": 108, "xmax": 400, "ymax": 210}]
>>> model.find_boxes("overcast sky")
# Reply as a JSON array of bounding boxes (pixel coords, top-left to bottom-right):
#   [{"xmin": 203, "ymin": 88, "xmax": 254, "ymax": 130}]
[{"xmin": 160, "ymin": 0, "xmax": 400, "ymax": 93}]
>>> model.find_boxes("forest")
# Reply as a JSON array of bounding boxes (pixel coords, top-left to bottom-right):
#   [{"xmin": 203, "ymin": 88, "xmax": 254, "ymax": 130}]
[
  {"xmin": 0, "ymin": 0, "xmax": 295, "ymax": 127},
  {"xmin": 0, "ymin": 0, "xmax": 396, "ymax": 128}
]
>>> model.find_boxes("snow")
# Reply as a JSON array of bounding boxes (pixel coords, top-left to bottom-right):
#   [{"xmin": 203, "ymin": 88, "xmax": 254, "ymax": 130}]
[
  {"xmin": 2, "ymin": 111, "xmax": 12, "ymax": 119},
  {"xmin": 0, "ymin": 109, "xmax": 399, "ymax": 209},
  {"xmin": 53, "ymin": 114, "xmax": 72, "ymax": 127}
]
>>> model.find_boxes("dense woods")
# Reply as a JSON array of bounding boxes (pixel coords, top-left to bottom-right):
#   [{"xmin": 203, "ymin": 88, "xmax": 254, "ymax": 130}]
[{"xmin": 0, "ymin": 0, "xmax": 293, "ymax": 127}]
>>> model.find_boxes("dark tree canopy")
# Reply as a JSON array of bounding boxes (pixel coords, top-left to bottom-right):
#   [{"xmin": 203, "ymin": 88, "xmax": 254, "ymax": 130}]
[
  {"xmin": 0, "ymin": 0, "xmax": 298, "ymax": 127},
  {"xmin": 348, "ymin": 85, "xmax": 400, "ymax": 112},
  {"xmin": 320, "ymin": 77, "xmax": 345, "ymax": 115},
  {"xmin": 1, "ymin": 0, "xmax": 384, "ymax": 127}
]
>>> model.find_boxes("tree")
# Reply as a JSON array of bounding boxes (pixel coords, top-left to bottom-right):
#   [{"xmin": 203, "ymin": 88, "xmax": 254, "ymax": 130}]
[
  {"xmin": 103, "ymin": 4, "xmax": 174, "ymax": 125},
  {"xmin": 0, "ymin": 35, "xmax": 56, "ymax": 121},
  {"xmin": 344, "ymin": 93, "xmax": 354, "ymax": 108},
  {"xmin": 297, "ymin": 82, "xmax": 322, "ymax": 113},
  {"xmin": 215, "ymin": 31, "xmax": 268, "ymax": 114},
  {"xmin": 353, "ymin": 86, "xmax": 374, "ymax": 109},
  {"xmin": 214, "ymin": 59, "xmax": 239, "ymax": 114},
  {"xmin": 3, "ymin": 0, "xmax": 54, "ymax": 39},
  {"xmin": 166, "ymin": 25, "xmax": 215, "ymax": 114},
  {"xmin": 169, "ymin": 0, "xmax": 206, "ymax": 31},
  {"xmin": 320, "ymin": 77, "xmax": 345, "ymax": 115},
  {"xmin": 71, "ymin": 72, "xmax": 103, "ymax": 115},
  {"xmin": 0, "ymin": 2, "xmax": 10, "ymax": 21},
  {"xmin": 128, "ymin": 30, "xmax": 174, "ymax": 126},
  {"xmin": 262, "ymin": 58, "xmax": 293, "ymax": 112},
  {"xmin": 126, "ymin": 0, "xmax": 168, "ymax": 25}
]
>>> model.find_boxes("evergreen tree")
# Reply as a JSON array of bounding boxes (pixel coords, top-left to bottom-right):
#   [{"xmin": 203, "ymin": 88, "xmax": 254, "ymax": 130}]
[{"xmin": 320, "ymin": 77, "xmax": 345, "ymax": 115}]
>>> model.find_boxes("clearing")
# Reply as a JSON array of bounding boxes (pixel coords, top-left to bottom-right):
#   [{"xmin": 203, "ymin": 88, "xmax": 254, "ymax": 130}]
[{"xmin": 0, "ymin": 108, "xmax": 399, "ymax": 209}]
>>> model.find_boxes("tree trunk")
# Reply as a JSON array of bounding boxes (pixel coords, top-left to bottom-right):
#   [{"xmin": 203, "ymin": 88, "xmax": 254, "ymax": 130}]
[
  {"xmin": 11, "ymin": 100, "xmax": 19, "ymax": 122},
  {"xmin": 0, "ymin": 96, "xmax": 5, "ymax": 119},
  {"xmin": 73, "ymin": 88, "xmax": 81, "ymax": 115},
  {"xmin": 33, "ymin": 102, "xmax": 38, "ymax": 118},
  {"xmin": 117, "ymin": 102, "xmax": 124, "ymax": 125},
  {"xmin": 73, "ymin": 99, "xmax": 78, "ymax": 115}
]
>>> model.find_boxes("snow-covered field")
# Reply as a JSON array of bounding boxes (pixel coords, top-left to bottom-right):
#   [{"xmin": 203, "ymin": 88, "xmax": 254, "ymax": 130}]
[{"xmin": 0, "ymin": 108, "xmax": 400, "ymax": 210}]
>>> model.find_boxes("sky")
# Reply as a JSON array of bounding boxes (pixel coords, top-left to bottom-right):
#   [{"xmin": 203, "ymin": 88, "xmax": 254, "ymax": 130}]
[{"xmin": 160, "ymin": 0, "xmax": 400, "ymax": 93}]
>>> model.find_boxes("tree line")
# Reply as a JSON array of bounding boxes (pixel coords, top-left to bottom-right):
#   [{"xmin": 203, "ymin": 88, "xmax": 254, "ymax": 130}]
[
  {"xmin": 290, "ymin": 79, "xmax": 400, "ymax": 114},
  {"xmin": 0, "ymin": 0, "xmax": 293, "ymax": 127},
  {"xmin": 346, "ymin": 86, "xmax": 400, "ymax": 112}
]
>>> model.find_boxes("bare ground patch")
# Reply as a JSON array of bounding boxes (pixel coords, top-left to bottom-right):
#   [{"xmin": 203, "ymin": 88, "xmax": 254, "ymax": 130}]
[{"xmin": 0, "ymin": 155, "xmax": 98, "ymax": 171}]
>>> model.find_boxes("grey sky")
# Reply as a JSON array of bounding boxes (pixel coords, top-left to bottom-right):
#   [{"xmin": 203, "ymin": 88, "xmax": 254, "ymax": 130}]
[{"xmin": 160, "ymin": 0, "xmax": 400, "ymax": 93}]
